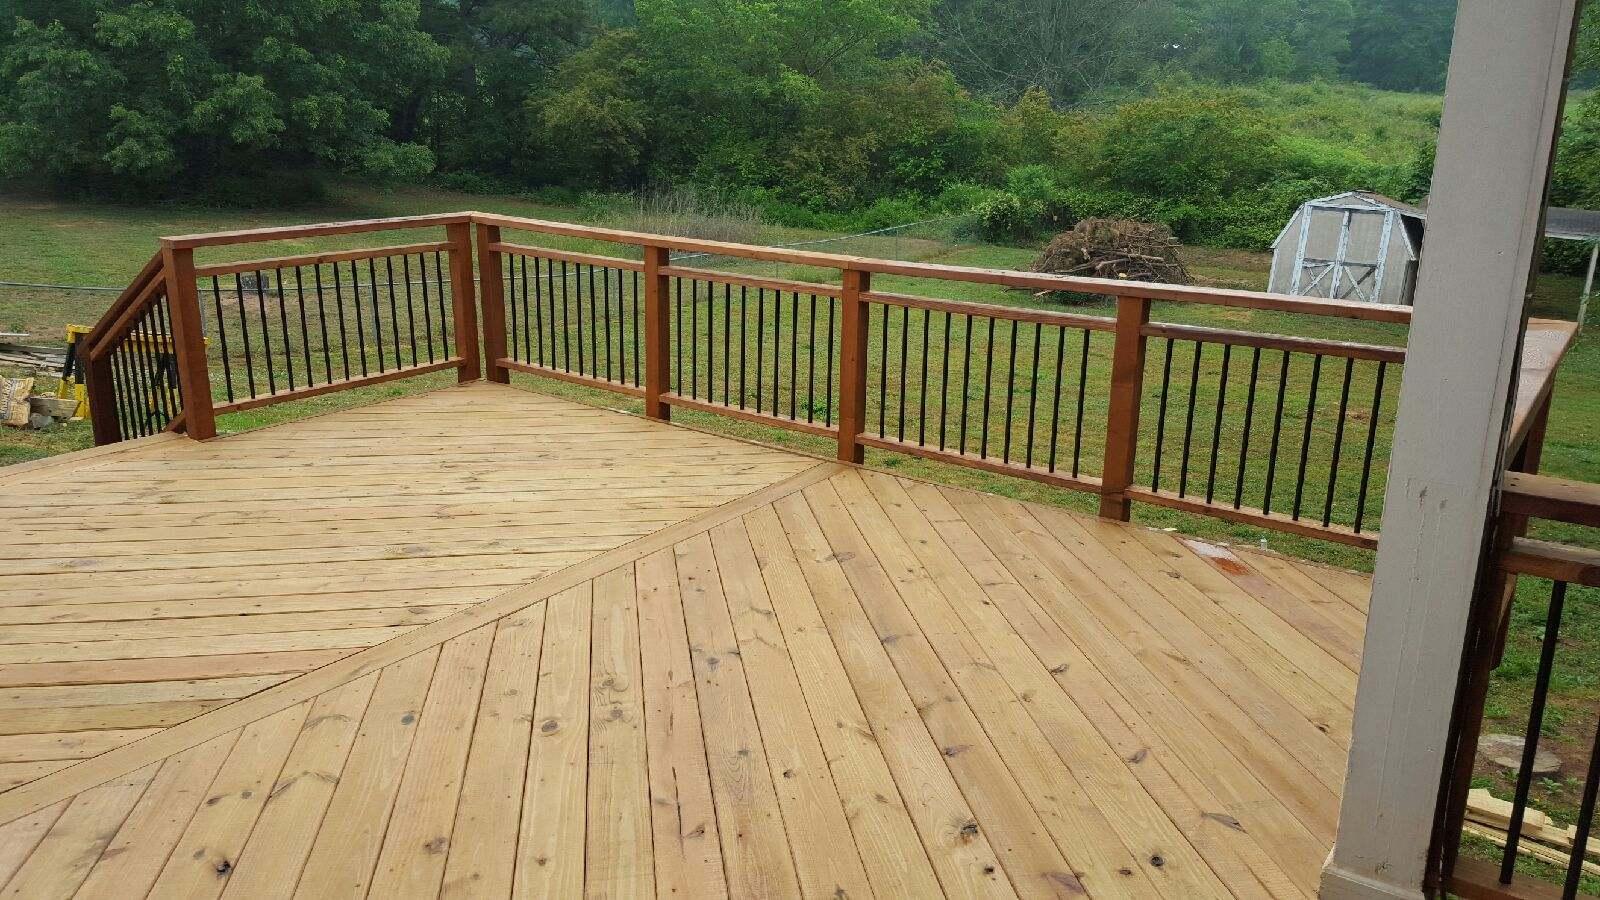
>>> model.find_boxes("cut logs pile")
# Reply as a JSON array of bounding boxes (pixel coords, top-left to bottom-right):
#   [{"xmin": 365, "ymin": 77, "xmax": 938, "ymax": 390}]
[
  {"xmin": 1465, "ymin": 788, "xmax": 1600, "ymax": 877},
  {"xmin": 1030, "ymin": 218, "xmax": 1189, "ymax": 285},
  {"xmin": 0, "ymin": 334, "xmax": 74, "ymax": 430}
]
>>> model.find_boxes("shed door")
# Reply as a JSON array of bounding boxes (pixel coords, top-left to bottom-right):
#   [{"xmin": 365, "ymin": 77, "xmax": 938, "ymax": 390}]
[{"xmin": 1290, "ymin": 204, "xmax": 1397, "ymax": 303}]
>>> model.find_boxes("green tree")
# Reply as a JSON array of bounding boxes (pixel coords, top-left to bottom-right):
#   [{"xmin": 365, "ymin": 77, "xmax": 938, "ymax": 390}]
[
  {"xmin": 0, "ymin": 0, "xmax": 445, "ymax": 194},
  {"xmin": 1172, "ymin": 0, "xmax": 1353, "ymax": 82},
  {"xmin": 1339, "ymin": 0, "xmax": 1455, "ymax": 93}
]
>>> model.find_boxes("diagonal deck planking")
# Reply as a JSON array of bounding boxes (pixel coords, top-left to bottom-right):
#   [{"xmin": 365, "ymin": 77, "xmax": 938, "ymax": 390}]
[
  {"xmin": 0, "ymin": 383, "xmax": 814, "ymax": 795},
  {"xmin": 0, "ymin": 384, "xmax": 1369, "ymax": 898}
]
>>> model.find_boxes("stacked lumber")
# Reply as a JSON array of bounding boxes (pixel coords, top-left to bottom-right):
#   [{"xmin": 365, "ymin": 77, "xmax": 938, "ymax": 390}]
[{"xmin": 1465, "ymin": 788, "xmax": 1600, "ymax": 876}]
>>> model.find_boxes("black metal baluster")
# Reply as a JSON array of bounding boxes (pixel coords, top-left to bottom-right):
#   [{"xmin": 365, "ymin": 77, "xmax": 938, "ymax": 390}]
[
  {"xmin": 434, "ymin": 250, "xmax": 451, "ymax": 359},
  {"xmin": 1234, "ymin": 348, "xmax": 1262, "ymax": 510},
  {"xmin": 792, "ymin": 295, "xmax": 801, "ymax": 420},
  {"xmin": 601, "ymin": 264, "xmax": 611, "ymax": 379},
  {"xmin": 367, "ymin": 259, "xmax": 385, "ymax": 374},
  {"xmin": 156, "ymin": 304, "xmax": 176, "ymax": 422},
  {"xmin": 1022, "ymin": 321, "xmax": 1040, "ymax": 465},
  {"xmin": 738, "ymin": 285, "xmax": 748, "ymax": 408},
  {"xmin": 707, "ymin": 278, "xmax": 719, "ymax": 396},
  {"xmin": 959, "ymin": 314, "xmax": 972, "ymax": 454},
  {"xmin": 980, "ymin": 318, "xmax": 995, "ymax": 459},
  {"xmin": 127, "ymin": 314, "xmax": 155, "ymax": 431},
  {"xmin": 400, "ymin": 256, "xmax": 418, "ymax": 367},
  {"xmin": 1152, "ymin": 339, "xmax": 1175, "ymax": 489},
  {"xmin": 561, "ymin": 261, "xmax": 572, "ymax": 373},
  {"xmin": 824, "ymin": 295, "xmax": 836, "ymax": 426},
  {"xmin": 756, "ymin": 288, "xmax": 767, "ymax": 414},
  {"xmin": 274, "ymin": 268, "xmax": 297, "ymax": 391},
  {"xmin": 690, "ymin": 279, "xmax": 700, "ymax": 398},
  {"xmin": 778, "ymin": 290, "xmax": 789, "ymax": 418},
  {"xmin": 1501, "ymin": 581, "xmax": 1568, "ymax": 884},
  {"xmin": 329, "ymin": 267, "xmax": 351, "ymax": 382},
  {"xmin": 210, "ymin": 276, "xmax": 235, "ymax": 403},
  {"xmin": 878, "ymin": 303, "xmax": 888, "ymax": 437},
  {"xmin": 1263, "ymin": 352, "xmax": 1291, "ymax": 514},
  {"xmin": 531, "ymin": 257, "xmax": 545, "ymax": 366},
  {"xmin": 1206, "ymin": 344, "xmax": 1232, "ymax": 504},
  {"xmin": 938, "ymin": 311, "xmax": 952, "ymax": 451},
  {"xmin": 160, "ymin": 297, "xmax": 185, "ymax": 412},
  {"xmin": 1178, "ymin": 342, "xmax": 1202, "ymax": 498},
  {"xmin": 311, "ymin": 266, "xmax": 332, "ymax": 383},
  {"xmin": 1002, "ymin": 318, "xmax": 1020, "ymax": 462},
  {"xmin": 1047, "ymin": 325, "xmax": 1064, "ymax": 472},
  {"xmin": 292, "ymin": 268, "xmax": 314, "ymax": 386},
  {"xmin": 582, "ymin": 259, "xmax": 595, "ymax": 374},
  {"xmin": 1072, "ymin": 329, "xmax": 1090, "ymax": 478},
  {"xmin": 109, "ymin": 348, "xmax": 132, "ymax": 438},
  {"xmin": 589, "ymin": 264, "xmax": 599, "ymax": 379},
  {"xmin": 809, "ymin": 293, "xmax": 819, "ymax": 423},
  {"xmin": 1292, "ymin": 354, "xmax": 1324, "ymax": 521},
  {"xmin": 1323, "ymin": 357, "xmax": 1356, "ymax": 527},
  {"xmin": 1354, "ymin": 361, "xmax": 1388, "ymax": 533},
  {"xmin": 615, "ymin": 269, "xmax": 626, "ymax": 385},
  {"xmin": 506, "ymin": 256, "xmax": 520, "ymax": 364},
  {"xmin": 917, "ymin": 308, "xmax": 931, "ymax": 445},
  {"xmin": 632, "ymin": 270, "xmax": 641, "ymax": 386},
  {"xmin": 254, "ymin": 271, "xmax": 277, "ymax": 394},
  {"xmin": 384, "ymin": 257, "xmax": 402, "ymax": 368},
  {"xmin": 1564, "ymin": 694, "xmax": 1600, "ymax": 896},
  {"xmin": 417, "ymin": 255, "xmax": 436, "ymax": 365},
  {"xmin": 723, "ymin": 284, "xmax": 733, "ymax": 404},
  {"xmin": 895, "ymin": 305, "xmax": 908, "ymax": 440},
  {"xmin": 348, "ymin": 262, "xmax": 368, "ymax": 378},
  {"xmin": 528, "ymin": 256, "xmax": 540, "ymax": 365}
]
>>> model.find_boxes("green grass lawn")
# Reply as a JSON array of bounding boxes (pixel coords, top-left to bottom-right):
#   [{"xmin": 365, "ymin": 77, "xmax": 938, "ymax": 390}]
[{"xmin": 3, "ymin": 182, "xmax": 1598, "ymax": 858}]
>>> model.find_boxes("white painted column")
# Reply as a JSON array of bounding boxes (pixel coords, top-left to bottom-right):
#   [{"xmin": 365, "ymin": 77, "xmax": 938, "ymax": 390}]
[
  {"xmin": 1319, "ymin": 2, "xmax": 1581, "ymax": 899},
  {"xmin": 1580, "ymin": 240, "xmax": 1596, "ymax": 331}
]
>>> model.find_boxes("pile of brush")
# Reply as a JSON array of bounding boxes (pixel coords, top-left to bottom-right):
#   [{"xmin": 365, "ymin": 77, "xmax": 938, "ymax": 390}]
[{"xmin": 1030, "ymin": 218, "xmax": 1189, "ymax": 284}]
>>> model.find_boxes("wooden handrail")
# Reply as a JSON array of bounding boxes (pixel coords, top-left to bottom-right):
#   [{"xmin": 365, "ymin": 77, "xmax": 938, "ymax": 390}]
[
  {"xmin": 470, "ymin": 210, "xmax": 1414, "ymax": 323},
  {"xmin": 1141, "ymin": 321, "xmax": 1406, "ymax": 362},
  {"xmin": 191, "ymin": 242, "xmax": 454, "ymax": 279},
  {"xmin": 160, "ymin": 213, "xmax": 471, "ymax": 249},
  {"xmin": 1500, "ymin": 537, "xmax": 1600, "ymax": 587},
  {"xmin": 1502, "ymin": 472, "xmax": 1600, "ymax": 528},
  {"xmin": 1508, "ymin": 319, "xmax": 1578, "ymax": 456}
]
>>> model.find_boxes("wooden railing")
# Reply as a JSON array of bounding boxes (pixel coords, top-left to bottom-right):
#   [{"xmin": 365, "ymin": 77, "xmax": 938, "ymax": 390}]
[
  {"xmin": 87, "ymin": 214, "xmax": 480, "ymax": 443},
  {"xmin": 87, "ymin": 210, "xmax": 1427, "ymax": 546},
  {"xmin": 474, "ymin": 210, "xmax": 1414, "ymax": 547},
  {"xmin": 1438, "ymin": 373, "xmax": 1599, "ymax": 899}
]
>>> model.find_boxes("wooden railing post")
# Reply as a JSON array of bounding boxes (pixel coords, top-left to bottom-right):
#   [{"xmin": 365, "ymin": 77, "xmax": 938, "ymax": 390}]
[
  {"xmin": 643, "ymin": 244, "xmax": 671, "ymax": 420},
  {"xmin": 476, "ymin": 223, "xmax": 509, "ymax": 384},
  {"xmin": 837, "ymin": 268, "xmax": 870, "ymax": 463},
  {"xmin": 447, "ymin": 221, "xmax": 481, "ymax": 382},
  {"xmin": 84, "ymin": 350, "xmax": 121, "ymax": 445},
  {"xmin": 159, "ymin": 244, "xmax": 216, "ymax": 440},
  {"xmin": 1099, "ymin": 294, "xmax": 1151, "ymax": 519}
]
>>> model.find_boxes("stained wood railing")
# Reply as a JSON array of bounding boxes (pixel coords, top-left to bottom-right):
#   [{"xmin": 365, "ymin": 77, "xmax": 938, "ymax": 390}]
[
  {"xmin": 87, "ymin": 214, "xmax": 480, "ymax": 443},
  {"xmin": 1437, "ymin": 325, "xmax": 1594, "ymax": 900},
  {"xmin": 475, "ymin": 210, "xmax": 1412, "ymax": 547},
  {"xmin": 90, "ymin": 210, "xmax": 1457, "ymax": 546}
]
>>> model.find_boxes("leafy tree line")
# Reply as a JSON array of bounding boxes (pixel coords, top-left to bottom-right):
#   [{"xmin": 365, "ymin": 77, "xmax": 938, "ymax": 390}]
[{"xmin": 0, "ymin": 0, "xmax": 1590, "ymax": 257}]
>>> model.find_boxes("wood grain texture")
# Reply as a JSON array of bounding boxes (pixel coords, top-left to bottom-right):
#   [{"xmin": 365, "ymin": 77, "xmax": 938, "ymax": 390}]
[{"xmin": 0, "ymin": 387, "xmax": 1370, "ymax": 899}]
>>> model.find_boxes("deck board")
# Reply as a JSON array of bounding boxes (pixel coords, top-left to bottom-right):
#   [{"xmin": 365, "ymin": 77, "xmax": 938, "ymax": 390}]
[{"xmin": 0, "ymin": 382, "xmax": 1370, "ymax": 898}]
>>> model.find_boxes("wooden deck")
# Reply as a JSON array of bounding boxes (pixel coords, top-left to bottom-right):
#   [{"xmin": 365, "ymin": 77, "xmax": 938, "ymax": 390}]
[{"xmin": 0, "ymin": 382, "xmax": 1368, "ymax": 899}]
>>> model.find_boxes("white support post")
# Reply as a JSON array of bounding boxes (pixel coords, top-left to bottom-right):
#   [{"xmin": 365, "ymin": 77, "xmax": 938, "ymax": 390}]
[
  {"xmin": 1580, "ymin": 240, "xmax": 1596, "ymax": 331},
  {"xmin": 1319, "ymin": 2, "xmax": 1581, "ymax": 899}
]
